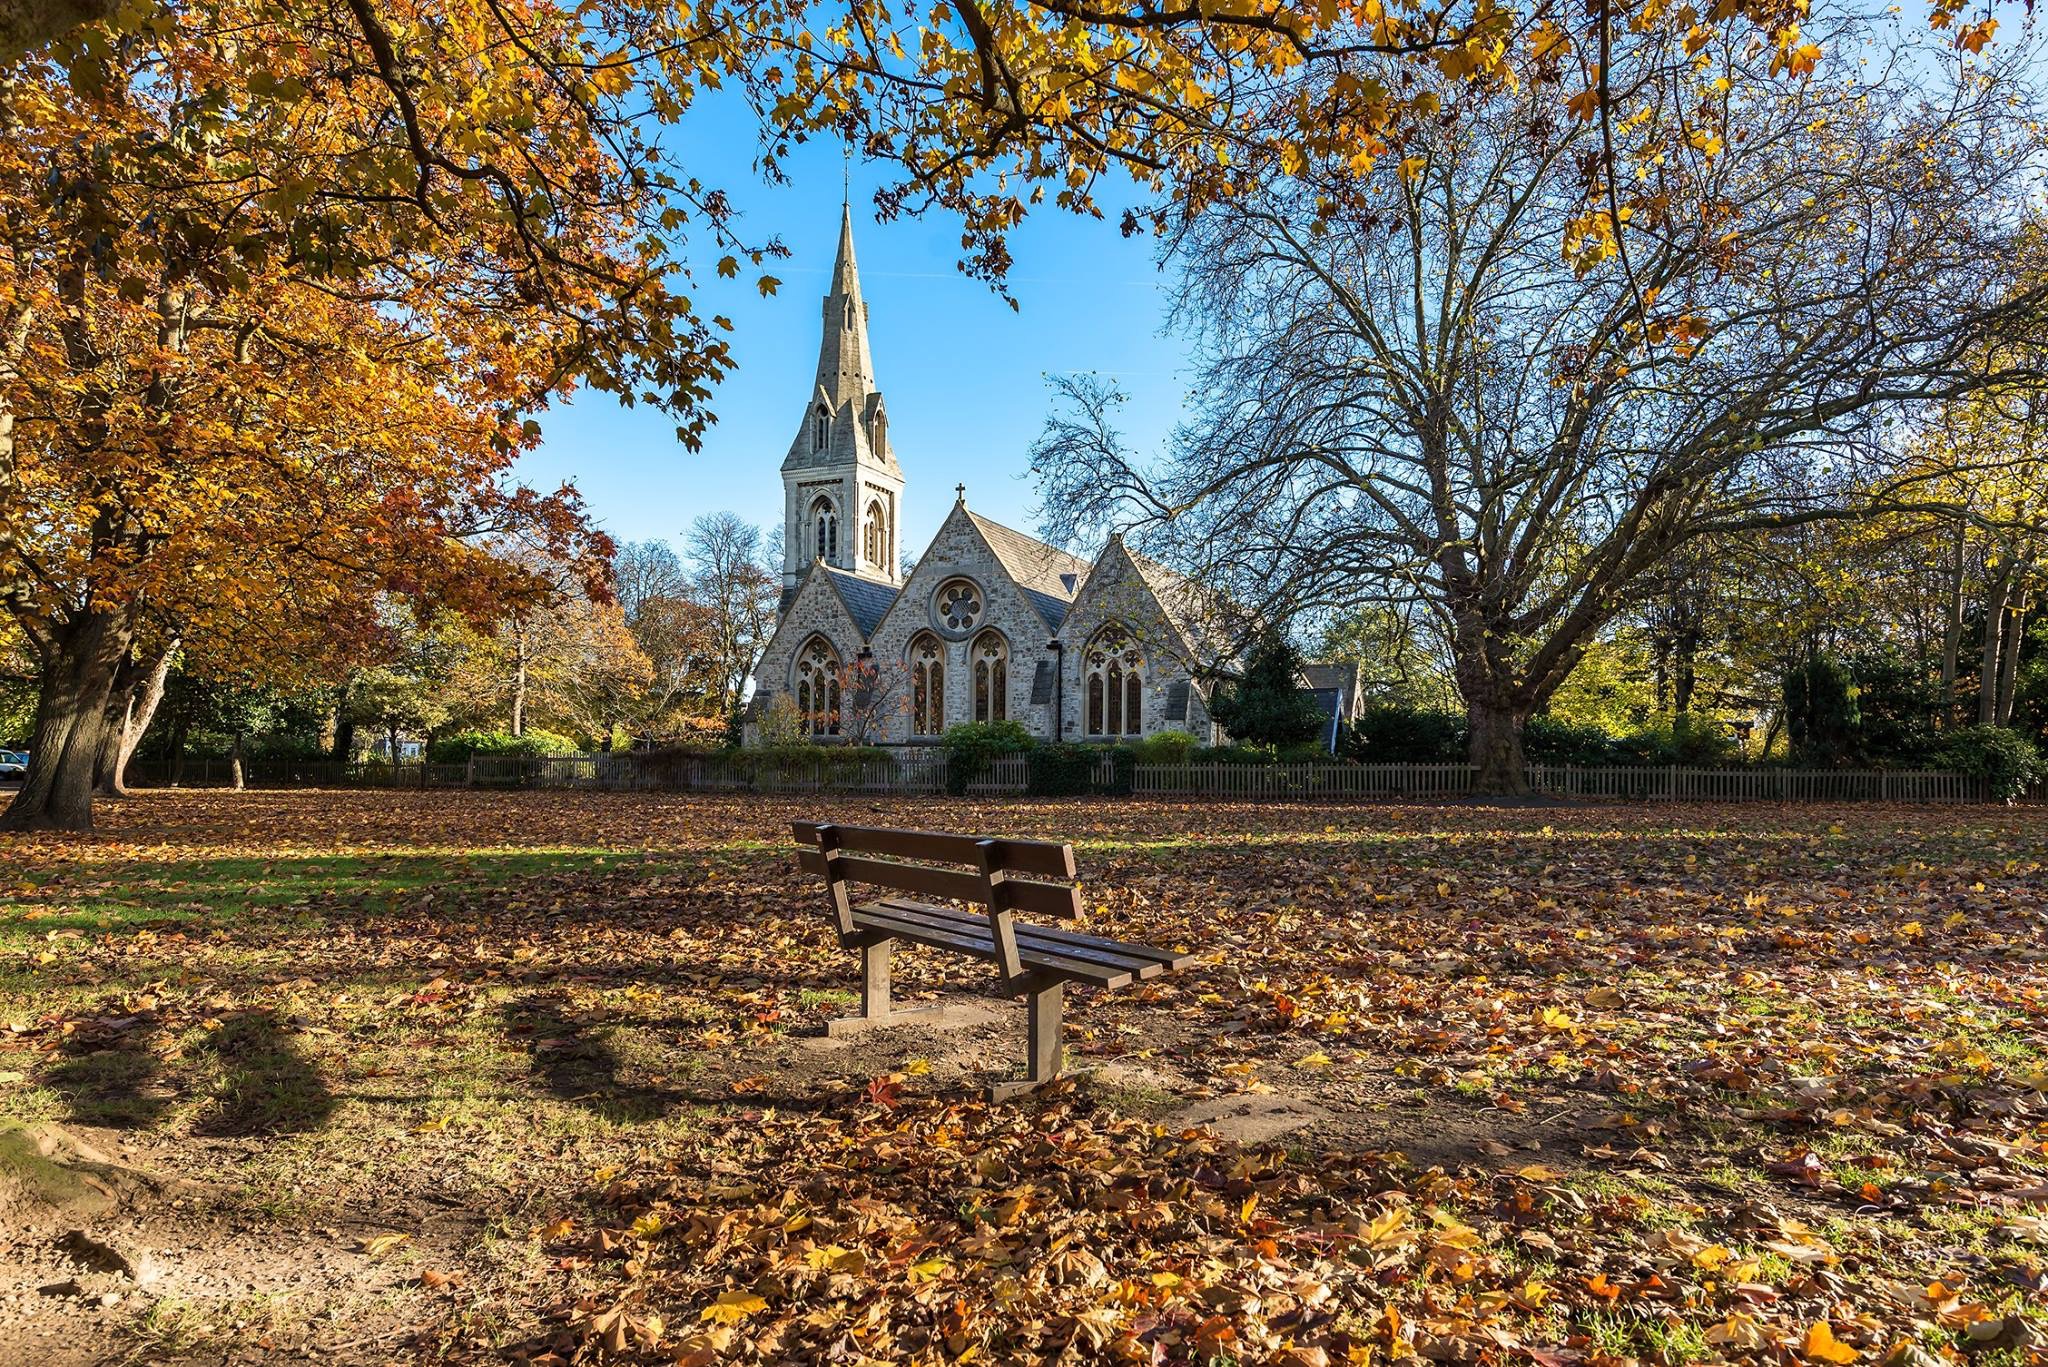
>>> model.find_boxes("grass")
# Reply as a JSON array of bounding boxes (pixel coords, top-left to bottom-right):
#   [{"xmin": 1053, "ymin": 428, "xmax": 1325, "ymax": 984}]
[{"xmin": 3, "ymin": 789, "xmax": 2047, "ymax": 1364}]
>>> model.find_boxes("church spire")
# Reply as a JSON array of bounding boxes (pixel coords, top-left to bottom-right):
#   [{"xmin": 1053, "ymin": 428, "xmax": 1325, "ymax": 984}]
[
  {"xmin": 778, "ymin": 202, "xmax": 905, "ymax": 594},
  {"xmin": 813, "ymin": 203, "xmax": 875, "ymax": 409}
]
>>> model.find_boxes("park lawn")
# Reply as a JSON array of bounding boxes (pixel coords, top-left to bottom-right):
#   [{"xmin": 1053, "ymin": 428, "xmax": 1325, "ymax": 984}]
[{"xmin": 1, "ymin": 791, "xmax": 2046, "ymax": 1366}]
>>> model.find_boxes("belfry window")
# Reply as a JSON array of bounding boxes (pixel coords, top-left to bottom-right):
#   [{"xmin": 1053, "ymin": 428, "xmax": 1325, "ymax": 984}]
[
  {"xmin": 810, "ymin": 496, "xmax": 838, "ymax": 562},
  {"xmin": 863, "ymin": 499, "xmax": 888, "ymax": 568},
  {"xmin": 813, "ymin": 406, "xmax": 829, "ymax": 451}
]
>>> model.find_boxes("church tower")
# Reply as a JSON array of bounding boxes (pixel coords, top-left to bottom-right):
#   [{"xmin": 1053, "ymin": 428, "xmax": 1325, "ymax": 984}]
[{"xmin": 781, "ymin": 205, "xmax": 905, "ymax": 596}]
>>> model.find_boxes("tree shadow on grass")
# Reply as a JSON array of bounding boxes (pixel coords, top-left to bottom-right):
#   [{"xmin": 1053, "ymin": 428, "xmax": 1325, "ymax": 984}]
[
  {"xmin": 502, "ymin": 991, "xmax": 688, "ymax": 1124},
  {"xmin": 189, "ymin": 1010, "xmax": 336, "ymax": 1137},
  {"xmin": 49, "ymin": 1015, "xmax": 172, "ymax": 1130}
]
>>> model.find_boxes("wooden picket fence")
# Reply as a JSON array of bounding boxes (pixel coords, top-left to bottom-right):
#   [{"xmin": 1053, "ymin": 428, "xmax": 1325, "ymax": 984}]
[
  {"xmin": 126, "ymin": 758, "xmax": 468, "ymax": 789},
  {"xmin": 121, "ymin": 752, "xmax": 1993, "ymax": 803},
  {"xmin": 458, "ymin": 754, "xmax": 1988, "ymax": 803}
]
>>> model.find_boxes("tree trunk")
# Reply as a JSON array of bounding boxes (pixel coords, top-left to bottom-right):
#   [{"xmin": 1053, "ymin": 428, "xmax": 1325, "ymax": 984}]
[
  {"xmin": 1996, "ymin": 602, "xmax": 2027, "ymax": 727},
  {"xmin": 89, "ymin": 648, "xmax": 143, "ymax": 796},
  {"xmin": 1466, "ymin": 695, "xmax": 1530, "ymax": 795},
  {"xmin": 228, "ymin": 732, "xmax": 244, "ymax": 791},
  {"xmin": 1672, "ymin": 631, "xmax": 1699, "ymax": 721},
  {"xmin": 387, "ymin": 723, "xmax": 401, "ymax": 763},
  {"xmin": 90, "ymin": 638, "xmax": 173, "ymax": 797},
  {"xmin": 1980, "ymin": 564, "xmax": 2014, "ymax": 725},
  {"xmin": 1, "ymin": 607, "xmax": 135, "ymax": 831},
  {"xmin": 168, "ymin": 711, "xmax": 189, "ymax": 787},
  {"xmin": 510, "ymin": 632, "xmax": 528, "ymax": 737},
  {"xmin": 1941, "ymin": 522, "xmax": 1967, "ymax": 729}
]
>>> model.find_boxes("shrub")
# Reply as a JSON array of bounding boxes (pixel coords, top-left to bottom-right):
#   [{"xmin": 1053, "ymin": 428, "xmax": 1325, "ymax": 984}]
[
  {"xmin": 1342, "ymin": 706, "xmax": 1466, "ymax": 763},
  {"xmin": 1026, "ymin": 743, "xmax": 1134, "ymax": 796},
  {"xmin": 427, "ymin": 729, "xmax": 578, "ymax": 763},
  {"xmin": 1132, "ymin": 730, "xmax": 1196, "ymax": 764},
  {"xmin": 1209, "ymin": 625, "xmax": 1330, "ymax": 750},
  {"xmin": 941, "ymin": 719, "xmax": 1032, "ymax": 794},
  {"xmin": 1191, "ymin": 743, "xmax": 1278, "ymax": 764},
  {"xmin": 1784, "ymin": 656, "xmax": 1860, "ymax": 764},
  {"xmin": 1935, "ymin": 726, "xmax": 2045, "ymax": 802},
  {"xmin": 1522, "ymin": 715, "xmax": 1624, "ymax": 766}
]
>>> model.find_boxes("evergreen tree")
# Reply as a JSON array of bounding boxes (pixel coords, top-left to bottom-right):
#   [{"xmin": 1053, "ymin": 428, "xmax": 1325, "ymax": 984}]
[{"xmin": 1210, "ymin": 626, "xmax": 1329, "ymax": 750}]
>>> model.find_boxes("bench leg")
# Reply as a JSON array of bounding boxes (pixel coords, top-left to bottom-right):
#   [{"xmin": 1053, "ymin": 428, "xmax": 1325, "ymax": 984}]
[
  {"xmin": 988, "ymin": 979, "xmax": 1064, "ymax": 1102},
  {"xmin": 825, "ymin": 937, "xmax": 947, "ymax": 1037}
]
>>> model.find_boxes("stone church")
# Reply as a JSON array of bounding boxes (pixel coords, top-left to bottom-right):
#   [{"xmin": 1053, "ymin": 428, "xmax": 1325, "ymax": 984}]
[{"xmin": 746, "ymin": 209, "xmax": 1231, "ymax": 747}]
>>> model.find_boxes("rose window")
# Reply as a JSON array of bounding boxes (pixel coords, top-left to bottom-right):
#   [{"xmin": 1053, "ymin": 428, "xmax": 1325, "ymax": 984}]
[{"xmin": 934, "ymin": 579, "xmax": 984, "ymax": 633}]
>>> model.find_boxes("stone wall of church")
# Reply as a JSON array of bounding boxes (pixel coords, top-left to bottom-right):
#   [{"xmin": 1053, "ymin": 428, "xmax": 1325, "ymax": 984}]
[
  {"xmin": 748, "ymin": 573, "xmax": 862, "ymax": 738},
  {"xmin": 1051, "ymin": 547, "xmax": 1214, "ymax": 744},
  {"xmin": 865, "ymin": 513, "xmax": 1059, "ymax": 744}
]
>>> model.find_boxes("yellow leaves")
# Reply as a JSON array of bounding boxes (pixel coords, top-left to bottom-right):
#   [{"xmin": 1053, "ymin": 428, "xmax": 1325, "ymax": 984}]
[
  {"xmin": 1363, "ymin": 1206, "xmax": 1410, "ymax": 1248},
  {"xmin": 906, "ymin": 1256, "xmax": 951, "ymax": 1283},
  {"xmin": 1802, "ymin": 1321, "xmax": 1859, "ymax": 1363},
  {"xmin": 1566, "ymin": 86, "xmax": 1603, "ymax": 123},
  {"xmin": 1295, "ymin": 1050, "xmax": 1334, "ymax": 1069},
  {"xmin": 699, "ymin": 1290, "xmax": 767, "ymax": 1325},
  {"xmin": 805, "ymin": 1245, "xmax": 866, "ymax": 1275},
  {"xmin": 1398, "ymin": 156, "xmax": 1429, "ymax": 184},
  {"xmin": 1536, "ymin": 1005, "xmax": 1575, "ymax": 1032},
  {"xmin": 1584, "ymin": 986, "xmax": 1624, "ymax": 1009},
  {"xmin": 358, "ymin": 1232, "xmax": 411, "ymax": 1258},
  {"xmin": 1687, "ymin": 128, "xmax": 1725, "ymax": 158},
  {"xmin": 629, "ymin": 1212, "xmax": 667, "ymax": 1239},
  {"xmin": 756, "ymin": 275, "xmax": 782, "ymax": 297},
  {"xmin": 1528, "ymin": 20, "xmax": 1572, "ymax": 61},
  {"xmin": 1957, "ymin": 17, "xmax": 1997, "ymax": 53}
]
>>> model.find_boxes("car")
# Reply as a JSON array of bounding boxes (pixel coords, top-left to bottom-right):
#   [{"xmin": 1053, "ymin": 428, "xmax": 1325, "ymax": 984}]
[{"xmin": 0, "ymin": 749, "xmax": 26, "ymax": 781}]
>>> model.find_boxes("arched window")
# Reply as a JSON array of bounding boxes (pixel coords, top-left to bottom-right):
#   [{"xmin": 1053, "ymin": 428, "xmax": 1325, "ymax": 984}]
[
  {"xmin": 794, "ymin": 637, "xmax": 841, "ymax": 736},
  {"xmin": 908, "ymin": 633, "xmax": 946, "ymax": 737},
  {"xmin": 863, "ymin": 499, "xmax": 888, "ymax": 568},
  {"xmin": 810, "ymin": 496, "xmax": 838, "ymax": 562},
  {"xmin": 813, "ymin": 404, "xmax": 829, "ymax": 451},
  {"xmin": 972, "ymin": 631, "xmax": 1009, "ymax": 723},
  {"xmin": 1085, "ymin": 626, "xmax": 1144, "ymax": 737}
]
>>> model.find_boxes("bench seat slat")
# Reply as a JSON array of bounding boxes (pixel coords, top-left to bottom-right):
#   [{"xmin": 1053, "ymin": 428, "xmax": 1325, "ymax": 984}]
[
  {"xmin": 849, "ymin": 904, "xmax": 1138, "ymax": 988},
  {"xmin": 792, "ymin": 821, "xmax": 1077, "ymax": 879},
  {"xmin": 863, "ymin": 900, "xmax": 1166, "ymax": 980},
  {"xmin": 869, "ymin": 898, "xmax": 1193, "ymax": 972}
]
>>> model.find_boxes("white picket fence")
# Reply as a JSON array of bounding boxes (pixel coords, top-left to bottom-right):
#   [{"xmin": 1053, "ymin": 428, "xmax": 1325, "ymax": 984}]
[{"xmin": 461, "ymin": 753, "xmax": 1990, "ymax": 803}]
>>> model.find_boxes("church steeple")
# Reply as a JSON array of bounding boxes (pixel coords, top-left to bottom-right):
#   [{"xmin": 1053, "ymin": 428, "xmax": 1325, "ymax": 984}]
[
  {"xmin": 780, "ymin": 205, "xmax": 905, "ymax": 595},
  {"xmin": 812, "ymin": 204, "xmax": 875, "ymax": 408}
]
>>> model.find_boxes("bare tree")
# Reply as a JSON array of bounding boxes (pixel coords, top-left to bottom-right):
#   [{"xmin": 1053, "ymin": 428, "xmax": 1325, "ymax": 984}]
[
  {"xmin": 1033, "ymin": 17, "xmax": 2048, "ymax": 791},
  {"xmin": 685, "ymin": 513, "xmax": 778, "ymax": 722},
  {"xmin": 613, "ymin": 539, "xmax": 689, "ymax": 626}
]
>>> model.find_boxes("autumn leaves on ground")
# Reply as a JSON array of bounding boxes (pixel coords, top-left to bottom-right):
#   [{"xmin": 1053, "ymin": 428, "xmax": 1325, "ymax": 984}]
[{"xmin": 2, "ymin": 792, "xmax": 2046, "ymax": 1367}]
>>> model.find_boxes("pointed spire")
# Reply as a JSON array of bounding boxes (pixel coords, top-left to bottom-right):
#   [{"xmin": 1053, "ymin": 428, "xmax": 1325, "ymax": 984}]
[{"xmin": 809, "ymin": 203, "xmax": 874, "ymax": 411}]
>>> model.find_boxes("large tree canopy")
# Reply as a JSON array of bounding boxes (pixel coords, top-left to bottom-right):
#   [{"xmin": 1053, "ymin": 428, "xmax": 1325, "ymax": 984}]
[{"xmin": 1031, "ymin": 12, "xmax": 2048, "ymax": 789}]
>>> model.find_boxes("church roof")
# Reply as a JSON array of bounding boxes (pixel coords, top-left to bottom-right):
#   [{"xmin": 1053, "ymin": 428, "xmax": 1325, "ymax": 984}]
[
  {"xmin": 963, "ymin": 510, "xmax": 1094, "ymax": 632},
  {"xmin": 822, "ymin": 566, "xmax": 898, "ymax": 637},
  {"xmin": 1123, "ymin": 543, "xmax": 1235, "ymax": 663}
]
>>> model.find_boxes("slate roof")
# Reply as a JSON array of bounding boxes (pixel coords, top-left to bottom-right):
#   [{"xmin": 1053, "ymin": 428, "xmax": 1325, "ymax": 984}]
[
  {"xmin": 1126, "ymin": 546, "xmax": 1236, "ymax": 665},
  {"xmin": 963, "ymin": 510, "xmax": 1094, "ymax": 632},
  {"xmin": 1303, "ymin": 687, "xmax": 1344, "ymax": 754},
  {"xmin": 822, "ymin": 567, "xmax": 899, "ymax": 638}
]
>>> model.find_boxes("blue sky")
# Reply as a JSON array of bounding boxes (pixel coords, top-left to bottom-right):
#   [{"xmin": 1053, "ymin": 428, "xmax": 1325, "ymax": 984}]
[{"xmin": 514, "ymin": 104, "xmax": 1194, "ymax": 562}]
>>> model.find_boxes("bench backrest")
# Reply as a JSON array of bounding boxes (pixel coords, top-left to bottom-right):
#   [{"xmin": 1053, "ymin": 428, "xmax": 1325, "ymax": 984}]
[{"xmin": 792, "ymin": 821, "xmax": 1082, "ymax": 980}]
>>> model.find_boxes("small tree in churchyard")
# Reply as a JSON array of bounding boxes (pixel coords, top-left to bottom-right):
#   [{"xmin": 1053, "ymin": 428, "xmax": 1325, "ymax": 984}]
[{"xmin": 1209, "ymin": 626, "xmax": 1328, "ymax": 752}]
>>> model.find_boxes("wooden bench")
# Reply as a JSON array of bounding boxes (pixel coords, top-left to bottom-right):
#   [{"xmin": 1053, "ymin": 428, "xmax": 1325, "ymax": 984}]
[{"xmin": 793, "ymin": 821, "xmax": 1193, "ymax": 1100}]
